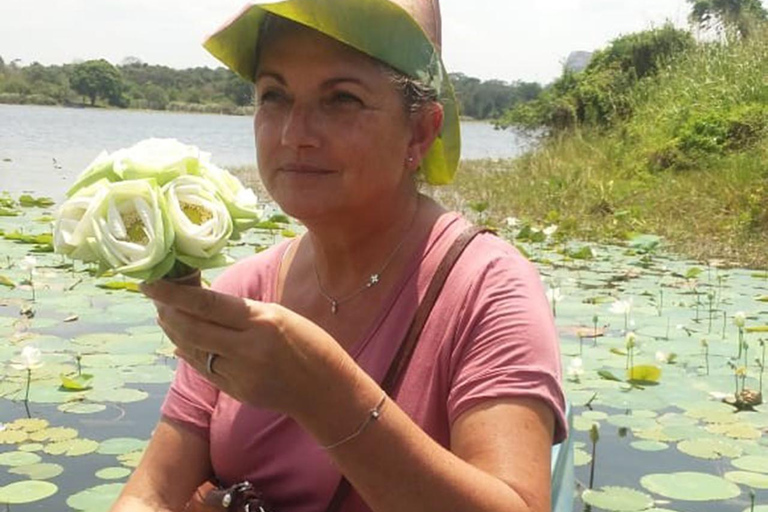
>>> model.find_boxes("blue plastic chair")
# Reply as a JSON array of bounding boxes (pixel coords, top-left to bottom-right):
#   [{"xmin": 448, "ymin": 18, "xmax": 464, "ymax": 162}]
[{"xmin": 551, "ymin": 405, "xmax": 575, "ymax": 512}]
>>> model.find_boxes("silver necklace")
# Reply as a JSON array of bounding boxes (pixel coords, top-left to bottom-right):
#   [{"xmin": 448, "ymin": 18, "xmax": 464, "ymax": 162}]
[{"xmin": 313, "ymin": 203, "xmax": 419, "ymax": 314}]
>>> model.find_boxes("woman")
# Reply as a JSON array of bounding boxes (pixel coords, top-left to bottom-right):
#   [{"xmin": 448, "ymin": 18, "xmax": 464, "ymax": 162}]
[{"xmin": 111, "ymin": 1, "xmax": 566, "ymax": 511}]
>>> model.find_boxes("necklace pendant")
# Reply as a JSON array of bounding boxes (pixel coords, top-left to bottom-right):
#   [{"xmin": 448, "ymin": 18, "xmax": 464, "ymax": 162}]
[
  {"xmin": 331, "ymin": 300, "xmax": 338, "ymax": 314},
  {"xmin": 369, "ymin": 274, "xmax": 380, "ymax": 287}
]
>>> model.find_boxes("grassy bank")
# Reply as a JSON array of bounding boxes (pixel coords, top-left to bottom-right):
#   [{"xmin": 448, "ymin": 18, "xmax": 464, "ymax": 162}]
[{"xmin": 435, "ymin": 28, "xmax": 768, "ymax": 269}]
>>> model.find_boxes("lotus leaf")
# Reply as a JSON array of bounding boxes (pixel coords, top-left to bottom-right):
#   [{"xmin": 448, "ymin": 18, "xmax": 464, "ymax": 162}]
[
  {"xmin": 29, "ymin": 426, "xmax": 78, "ymax": 442},
  {"xmin": 66, "ymin": 482, "xmax": 124, "ymax": 510},
  {"xmin": 0, "ymin": 429, "xmax": 29, "ymax": 444},
  {"xmin": 731, "ymin": 455, "xmax": 768, "ymax": 473},
  {"xmin": 57, "ymin": 402, "xmax": 107, "ymax": 414},
  {"xmin": 640, "ymin": 471, "xmax": 741, "ymax": 501},
  {"xmin": 0, "ymin": 451, "xmax": 42, "ymax": 466},
  {"xmin": 724, "ymin": 470, "xmax": 768, "ymax": 489},
  {"xmin": 95, "ymin": 467, "xmax": 132, "ymax": 480},
  {"xmin": 706, "ymin": 423, "xmax": 762, "ymax": 440},
  {"xmin": 7, "ymin": 418, "xmax": 49, "ymax": 432},
  {"xmin": 631, "ymin": 441, "xmax": 669, "ymax": 452},
  {"xmin": 97, "ymin": 437, "xmax": 148, "ymax": 456},
  {"xmin": 84, "ymin": 387, "xmax": 149, "ymax": 403},
  {"xmin": 0, "ymin": 480, "xmax": 57, "ymax": 504},
  {"xmin": 18, "ymin": 443, "xmax": 44, "ymax": 452},
  {"xmin": 582, "ymin": 486, "xmax": 655, "ymax": 512},
  {"xmin": 117, "ymin": 450, "xmax": 145, "ymax": 468},
  {"xmin": 9, "ymin": 462, "xmax": 64, "ymax": 480},
  {"xmin": 43, "ymin": 438, "xmax": 99, "ymax": 456},
  {"xmin": 574, "ymin": 448, "xmax": 592, "ymax": 466},
  {"xmin": 677, "ymin": 438, "xmax": 743, "ymax": 459}
]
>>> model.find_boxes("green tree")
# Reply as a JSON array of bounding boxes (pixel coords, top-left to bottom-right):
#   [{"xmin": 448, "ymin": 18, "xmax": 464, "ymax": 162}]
[
  {"xmin": 687, "ymin": 0, "xmax": 768, "ymax": 38},
  {"xmin": 70, "ymin": 59, "xmax": 126, "ymax": 107}
]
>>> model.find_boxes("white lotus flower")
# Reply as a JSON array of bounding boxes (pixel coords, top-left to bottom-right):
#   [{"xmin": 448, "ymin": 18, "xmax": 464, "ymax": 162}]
[
  {"xmin": 11, "ymin": 346, "xmax": 43, "ymax": 371},
  {"xmin": 88, "ymin": 180, "xmax": 175, "ymax": 280},
  {"xmin": 66, "ymin": 150, "xmax": 121, "ymax": 197},
  {"xmin": 733, "ymin": 311, "xmax": 747, "ymax": 329},
  {"xmin": 54, "ymin": 182, "xmax": 108, "ymax": 262},
  {"xmin": 656, "ymin": 351, "xmax": 668, "ymax": 363},
  {"xmin": 567, "ymin": 357, "xmax": 584, "ymax": 380},
  {"xmin": 199, "ymin": 162, "xmax": 261, "ymax": 232},
  {"xmin": 113, "ymin": 138, "xmax": 202, "ymax": 185},
  {"xmin": 543, "ymin": 224, "xmax": 558, "ymax": 237},
  {"xmin": 610, "ymin": 298, "xmax": 633, "ymax": 316},
  {"xmin": 19, "ymin": 256, "xmax": 37, "ymax": 273},
  {"xmin": 546, "ymin": 287, "xmax": 564, "ymax": 304},
  {"xmin": 164, "ymin": 176, "xmax": 233, "ymax": 264}
]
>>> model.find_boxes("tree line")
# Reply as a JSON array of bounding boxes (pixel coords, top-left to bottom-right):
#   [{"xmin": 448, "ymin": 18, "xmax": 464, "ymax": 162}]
[
  {"xmin": 497, "ymin": 0, "xmax": 768, "ymax": 133},
  {"xmin": 0, "ymin": 56, "xmax": 537, "ymax": 120}
]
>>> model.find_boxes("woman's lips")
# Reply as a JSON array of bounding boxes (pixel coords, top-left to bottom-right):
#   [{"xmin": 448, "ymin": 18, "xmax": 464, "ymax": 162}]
[{"xmin": 279, "ymin": 164, "xmax": 335, "ymax": 174}]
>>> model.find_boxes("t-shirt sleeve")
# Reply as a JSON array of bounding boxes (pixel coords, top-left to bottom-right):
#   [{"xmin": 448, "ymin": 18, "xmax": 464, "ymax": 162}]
[{"xmin": 447, "ymin": 252, "xmax": 568, "ymax": 444}]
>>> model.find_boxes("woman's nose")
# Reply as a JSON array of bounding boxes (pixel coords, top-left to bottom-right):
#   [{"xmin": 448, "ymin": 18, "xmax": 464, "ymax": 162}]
[{"xmin": 281, "ymin": 103, "xmax": 321, "ymax": 149}]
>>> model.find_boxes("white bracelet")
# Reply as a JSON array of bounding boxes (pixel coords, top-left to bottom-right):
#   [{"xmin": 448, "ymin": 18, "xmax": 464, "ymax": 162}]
[{"xmin": 321, "ymin": 393, "xmax": 388, "ymax": 450}]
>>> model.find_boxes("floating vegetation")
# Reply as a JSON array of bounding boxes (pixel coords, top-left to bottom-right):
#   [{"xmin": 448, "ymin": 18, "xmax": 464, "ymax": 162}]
[{"xmin": 1, "ymin": 199, "xmax": 767, "ymax": 511}]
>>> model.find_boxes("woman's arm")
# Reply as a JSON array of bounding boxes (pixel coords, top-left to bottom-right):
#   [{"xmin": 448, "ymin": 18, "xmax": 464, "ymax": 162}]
[
  {"xmin": 110, "ymin": 418, "xmax": 213, "ymax": 512},
  {"xmin": 292, "ymin": 369, "xmax": 554, "ymax": 512},
  {"xmin": 142, "ymin": 281, "xmax": 558, "ymax": 512}
]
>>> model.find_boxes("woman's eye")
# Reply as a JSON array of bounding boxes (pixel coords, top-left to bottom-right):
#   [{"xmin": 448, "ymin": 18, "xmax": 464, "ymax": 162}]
[
  {"xmin": 257, "ymin": 90, "xmax": 287, "ymax": 105},
  {"xmin": 328, "ymin": 92, "xmax": 363, "ymax": 106}
]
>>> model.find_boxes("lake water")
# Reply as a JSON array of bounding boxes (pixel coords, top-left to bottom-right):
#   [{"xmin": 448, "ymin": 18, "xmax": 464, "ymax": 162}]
[{"xmin": 0, "ymin": 104, "xmax": 531, "ymax": 201}]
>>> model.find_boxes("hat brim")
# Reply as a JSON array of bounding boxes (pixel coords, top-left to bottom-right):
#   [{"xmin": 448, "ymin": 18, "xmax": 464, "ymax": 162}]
[{"xmin": 203, "ymin": 0, "xmax": 460, "ymax": 185}]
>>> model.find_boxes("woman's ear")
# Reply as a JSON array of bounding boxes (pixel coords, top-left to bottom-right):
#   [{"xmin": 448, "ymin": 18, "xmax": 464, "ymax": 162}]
[{"xmin": 406, "ymin": 103, "xmax": 444, "ymax": 170}]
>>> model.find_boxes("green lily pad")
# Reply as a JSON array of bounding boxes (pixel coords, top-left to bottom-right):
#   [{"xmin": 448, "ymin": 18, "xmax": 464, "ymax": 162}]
[
  {"xmin": 677, "ymin": 438, "xmax": 743, "ymax": 459},
  {"xmin": 43, "ymin": 438, "xmax": 99, "ymax": 456},
  {"xmin": 7, "ymin": 418, "xmax": 49, "ymax": 432},
  {"xmin": 574, "ymin": 447, "xmax": 592, "ymax": 466},
  {"xmin": 0, "ymin": 480, "xmax": 58, "ymax": 504},
  {"xmin": 0, "ymin": 451, "xmax": 42, "ymax": 467},
  {"xmin": 731, "ymin": 455, "xmax": 768, "ymax": 473},
  {"xmin": 724, "ymin": 471, "xmax": 768, "ymax": 489},
  {"xmin": 631, "ymin": 440, "xmax": 669, "ymax": 452},
  {"xmin": 66, "ymin": 482, "xmax": 124, "ymax": 510},
  {"xmin": 97, "ymin": 437, "xmax": 148, "ymax": 456},
  {"xmin": 58, "ymin": 402, "xmax": 107, "ymax": 415},
  {"xmin": 59, "ymin": 372, "xmax": 94, "ymax": 390},
  {"xmin": 640, "ymin": 471, "xmax": 741, "ymax": 501},
  {"xmin": 18, "ymin": 443, "xmax": 44, "ymax": 452},
  {"xmin": 582, "ymin": 486, "xmax": 655, "ymax": 511},
  {"xmin": 29, "ymin": 426, "xmax": 78, "ymax": 442},
  {"xmin": 0, "ymin": 429, "xmax": 29, "ymax": 444},
  {"xmin": 9, "ymin": 462, "xmax": 64, "ymax": 480},
  {"xmin": 95, "ymin": 467, "xmax": 132, "ymax": 480}
]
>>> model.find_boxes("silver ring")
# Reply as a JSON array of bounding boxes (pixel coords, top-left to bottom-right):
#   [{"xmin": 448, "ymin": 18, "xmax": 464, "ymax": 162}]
[{"xmin": 206, "ymin": 352, "xmax": 218, "ymax": 375}]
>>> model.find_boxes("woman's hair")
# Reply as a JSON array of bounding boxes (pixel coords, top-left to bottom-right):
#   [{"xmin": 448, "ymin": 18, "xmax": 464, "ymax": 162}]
[{"xmin": 254, "ymin": 13, "xmax": 438, "ymax": 115}]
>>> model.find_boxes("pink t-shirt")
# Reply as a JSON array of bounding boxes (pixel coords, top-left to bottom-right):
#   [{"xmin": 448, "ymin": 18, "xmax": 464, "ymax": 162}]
[{"xmin": 161, "ymin": 212, "xmax": 566, "ymax": 512}]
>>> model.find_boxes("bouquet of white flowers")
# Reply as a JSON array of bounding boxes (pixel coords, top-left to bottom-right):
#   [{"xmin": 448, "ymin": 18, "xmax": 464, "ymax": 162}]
[{"xmin": 53, "ymin": 138, "xmax": 262, "ymax": 282}]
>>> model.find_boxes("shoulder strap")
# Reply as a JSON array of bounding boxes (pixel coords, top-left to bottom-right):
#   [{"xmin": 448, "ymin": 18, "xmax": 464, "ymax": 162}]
[{"xmin": 324, "ymin": 225, "xmax": 492, "ymax": 512}]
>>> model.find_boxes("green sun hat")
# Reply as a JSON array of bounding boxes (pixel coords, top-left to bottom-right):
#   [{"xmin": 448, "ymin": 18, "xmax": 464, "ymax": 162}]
[{"xmin": 203, "ymin": 0, "xmax": 460, "ymax": 185}]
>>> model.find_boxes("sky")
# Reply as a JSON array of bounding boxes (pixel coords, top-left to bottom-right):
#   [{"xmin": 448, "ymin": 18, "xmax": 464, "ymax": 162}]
[{"xmin": 0, "ymin": 0, "xmax": 697, "ymax": 84}]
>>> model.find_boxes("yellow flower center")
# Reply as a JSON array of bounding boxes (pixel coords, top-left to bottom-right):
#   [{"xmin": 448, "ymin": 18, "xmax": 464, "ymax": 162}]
[
  {"xmin": 181, "ymin": 202, "xmax": 213, "ymax": 225},
  {"xmin": 122, "ymin": 212, "xmax": 149, "ymax": 245}
]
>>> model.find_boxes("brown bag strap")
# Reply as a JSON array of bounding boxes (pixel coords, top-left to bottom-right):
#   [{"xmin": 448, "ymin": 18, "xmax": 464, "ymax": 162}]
[{"xmin": 324, "ymin": 225, "xmax": 492, "ymax": 512}]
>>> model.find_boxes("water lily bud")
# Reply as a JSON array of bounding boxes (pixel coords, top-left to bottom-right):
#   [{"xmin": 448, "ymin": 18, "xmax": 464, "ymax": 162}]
[
  {"xmin": 589, "ymin": 423, "xmax": 600, "ymax": 444},
  {"xmin": 734, "ymin": 311, "xmax": 747, "ymax": 328},
  {"xmin": 625, "ymin": 332, "xmax": 637, "ymax": 350},
  {"xmin": 735, "ymin": 366, "xmax": 747, "ymax": 377},
  {"xmin": 163, "ymin": 175, "xmax": 233, "ymax": 263}
]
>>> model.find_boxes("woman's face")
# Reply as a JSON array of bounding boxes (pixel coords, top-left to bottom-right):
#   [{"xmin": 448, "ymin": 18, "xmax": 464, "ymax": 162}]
[{"xmin": 253, "ymin": 23, "xmax": 418, "ymax": 223}]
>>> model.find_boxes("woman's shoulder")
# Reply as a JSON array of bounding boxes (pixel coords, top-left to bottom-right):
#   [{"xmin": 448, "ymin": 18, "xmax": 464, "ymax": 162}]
[{"xmin": 210, "ymin": 239, "xmax": 294, "ymax": 299}]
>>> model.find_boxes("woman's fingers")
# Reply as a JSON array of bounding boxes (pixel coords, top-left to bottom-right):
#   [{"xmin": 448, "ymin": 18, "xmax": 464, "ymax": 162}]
[
  {"xmin": 156, "ymin": 304, "xmax": 242, "ymax": 354},
  {"xmin": 142, "ymin": 280, "xmax": 255, "ymax": 331}
]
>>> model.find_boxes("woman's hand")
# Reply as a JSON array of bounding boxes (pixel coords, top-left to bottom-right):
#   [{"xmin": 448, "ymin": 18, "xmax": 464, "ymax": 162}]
[{"xmin": 141, "ymin": 280, "xmax": 355, "ymax": 417}]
